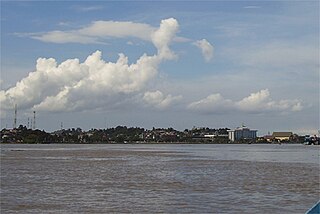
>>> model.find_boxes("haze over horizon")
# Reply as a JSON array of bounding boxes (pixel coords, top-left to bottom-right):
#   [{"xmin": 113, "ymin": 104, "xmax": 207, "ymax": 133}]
[{"xmin": 1, "ymin": 1, "xmax": 319, "ymax": 135}]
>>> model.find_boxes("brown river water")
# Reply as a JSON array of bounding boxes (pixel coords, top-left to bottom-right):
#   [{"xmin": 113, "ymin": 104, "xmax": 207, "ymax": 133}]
[{"xmin": 1, "ymin": 144, "xmax": 319, "ymax": 213}]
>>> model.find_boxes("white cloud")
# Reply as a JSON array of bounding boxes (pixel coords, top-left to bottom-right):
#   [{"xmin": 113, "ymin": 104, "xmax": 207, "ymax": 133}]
[
  {"xmin": 23, "ymin": 18, "xmax": 188, "ymax": 61},
  {"xmin": 188, "ymin": 89, "xmax": 303, "ymax": 114},
  {"xmin": 1, "ymin": 50, "xmax": 161, "ymax": 112},
  {"xmin": 193, "ymin": 39, "xmax": 214, "ymax": 62},
  {"xmin": 151, "ymin": 18, "xmax": 179, "ymax": 60},
  {"xmin": 236, "ymin": 89, "xmax": 270, "ymax": 112},
  {"xmin": 32, "ymin": 31, "xmax": 102, "ymax": 44},
  {"xmin": 3, "ymin": 18, "xmax": 217, "ymax": 113},
  {"xmin": 58, "ymin": 21, "xmax": 71, "ymax": 27},
  {"xmin": 187, "ymin": 93, "xmax": 233, "ymax": 113},
  {"xmin": 78, "ymin": 20, "xmax": 155, "ymax": 41},
  {"xmin": 21, "ymin": 20, "xmax": 156, "ymax": 45},
  {"xmin": 19, "ymin": 18, "xmax": 206, "ymax": 60},
  {"xmin": 0, "ymin": 19, "xmax": 181, "ymax": 112},
  {"xmin": 27, "ymin": 20, "xmax": 155, "ymax": 44},
  {"xmin": 143, "ymin": 90, "xmax": 182, "ymax": 110},
  {"xmin": 243, "ymin": 6, "xmax": 261, "ymax": 9},
  {"xmin": 73, "ymin": 5, "xmax": 104, "ymax": 12}
]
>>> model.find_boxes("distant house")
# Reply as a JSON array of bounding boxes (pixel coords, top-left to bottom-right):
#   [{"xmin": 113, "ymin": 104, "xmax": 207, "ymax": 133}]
[
  {"xmin": 263, "ymin": 135, "xmax": 274, "ymax": 142},
  {"xmin": 228, "ymin": 125, "xmax": 257, "ymax": 142},
  {"xmin": 272, "ymin": 132, "xmax": 293, "ymax": 141}
]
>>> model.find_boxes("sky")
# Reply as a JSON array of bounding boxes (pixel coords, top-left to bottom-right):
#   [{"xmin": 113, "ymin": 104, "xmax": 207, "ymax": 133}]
[{"xmin": 0, "ymin": 0, "xmax": 319, "ymax": 135}]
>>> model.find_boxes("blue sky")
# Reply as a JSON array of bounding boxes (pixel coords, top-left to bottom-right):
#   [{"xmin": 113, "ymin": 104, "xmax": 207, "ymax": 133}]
[{"xmin": 1, "ymin": 1, "xmax": 319, "ymax": 135}]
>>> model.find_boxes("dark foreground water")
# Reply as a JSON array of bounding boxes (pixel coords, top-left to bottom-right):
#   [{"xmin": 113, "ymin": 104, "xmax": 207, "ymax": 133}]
[{"xmin": 1, "ymin": 144, "xmax": 319, "ymax": 213}]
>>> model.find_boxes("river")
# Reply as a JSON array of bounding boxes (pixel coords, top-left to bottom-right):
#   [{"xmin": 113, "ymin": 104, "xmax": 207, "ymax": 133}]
[{"xmin": 1, "ymin": 144, "xmax": 319, "ymax": 213}]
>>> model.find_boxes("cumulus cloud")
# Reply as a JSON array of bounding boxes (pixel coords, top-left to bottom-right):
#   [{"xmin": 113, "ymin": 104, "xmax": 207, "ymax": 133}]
[
  {"xmin": 151, "ymin": 18, "xmax": 179, "ymax": 60},
  {"xmin": 236, "ymin": 89, "xmax": 270, "ymax": 112},
  {"xmin": 3, "ymin": 18, "xmax": 217, "ymax": 113},
  {"xmin": 188, "ymin": 89, "xmax": 303, "ymax": 114},
  {"xmin": 1, "ymin": 50, "xmax": 162, "ymax": 112},
  {"xmin": 193, "ymin": 39, "xmax": 214, "ymax": 62},
  {"xmin": 143, "ymin": 90, "xmax": 182, "ymax": 110},
  {"xmin": 0, "ymin": 18, "xmax": 180, "ymax": 112},
  {"xmin": 235, "ymin": 89, "xmax": 303, "ymax": 113},
  {"xmin": 187, "ymin": 93, "xmax": 233, "ymax": 113}
]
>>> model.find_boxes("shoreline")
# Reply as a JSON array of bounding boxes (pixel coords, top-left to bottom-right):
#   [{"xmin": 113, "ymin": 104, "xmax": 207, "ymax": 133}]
[{"xmin": 0, "ymin": 141, "xmax": 307, "ymax": 145}]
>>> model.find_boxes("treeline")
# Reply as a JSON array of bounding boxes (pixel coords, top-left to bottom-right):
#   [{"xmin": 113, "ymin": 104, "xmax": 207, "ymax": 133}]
[{"xmin": 0, "ymin": 125, "xmax": 230, "ymax": 144}]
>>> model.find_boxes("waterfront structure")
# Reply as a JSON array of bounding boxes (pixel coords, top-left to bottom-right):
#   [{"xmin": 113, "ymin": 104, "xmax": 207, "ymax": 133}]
[
  {"xmin": 228, "ymin": 125, "xmax": 257, "ymax": 142},
  {"xmin": 272, "ymin": 132, "xmax": 293, "ymax": 141},
  {"xmin": 263, "ymin": 134, "xmax": 274, "ymax": 142}
]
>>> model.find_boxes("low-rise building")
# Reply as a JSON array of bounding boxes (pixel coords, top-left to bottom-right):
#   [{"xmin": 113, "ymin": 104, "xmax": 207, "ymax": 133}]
[
  {"xmin": 272, "ymin": 132, "xmax": 293, "ymax": 141},
  {"xmin": 263, "ymin": 134, "xmax": 274, "ymax": 142},
  {"xmin": 228, "ymin": 125, "xmax": 257, "ymax": 142}
]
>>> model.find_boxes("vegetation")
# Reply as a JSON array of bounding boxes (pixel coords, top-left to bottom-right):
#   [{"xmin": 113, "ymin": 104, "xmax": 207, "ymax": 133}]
[{"xmin": 0, "ymin": 125, "xmax": 311, "ymax": 144}]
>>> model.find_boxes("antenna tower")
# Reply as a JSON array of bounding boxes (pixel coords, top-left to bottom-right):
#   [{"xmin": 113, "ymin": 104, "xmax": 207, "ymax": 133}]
[
  {"xmin": 33, "ymin": 111, "xmax": 36, "ymax": 129},
  {"xmin": 13, "ymin": 104, "xmax": 17, "ymax": 129}
]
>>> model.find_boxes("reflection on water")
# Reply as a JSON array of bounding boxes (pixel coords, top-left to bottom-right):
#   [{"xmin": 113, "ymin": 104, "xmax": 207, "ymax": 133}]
[{"xmin": 1, "ymin": 144, "xmax": 319, "ymax": 213}]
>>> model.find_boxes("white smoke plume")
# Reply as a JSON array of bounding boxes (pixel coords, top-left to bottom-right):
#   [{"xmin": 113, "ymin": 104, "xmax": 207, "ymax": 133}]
[{"xmin": 1, "ymin": 18, "xmax": 181, "ymax": 112}]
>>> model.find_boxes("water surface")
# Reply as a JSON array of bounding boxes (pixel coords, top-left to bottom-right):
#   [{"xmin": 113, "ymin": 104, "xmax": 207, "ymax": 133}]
[{"xmin": 1, "ymin": 144, "xmax": 319, "ymax": 213}]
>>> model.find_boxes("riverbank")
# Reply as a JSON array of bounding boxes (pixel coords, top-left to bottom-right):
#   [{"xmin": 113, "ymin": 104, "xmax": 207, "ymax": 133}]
[
  {"xmin": 0, "ymin": 141, "xmax": 308, "ymax": 145},
  {"xmin": 1, "ymin": 125, "xmax": 314, "ymax": 144}
]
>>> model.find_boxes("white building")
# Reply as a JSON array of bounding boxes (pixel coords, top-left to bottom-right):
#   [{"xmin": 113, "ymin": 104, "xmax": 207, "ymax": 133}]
[{"xmin": 228, "ymin": 125, "xmax": 257, "ymax": 142}]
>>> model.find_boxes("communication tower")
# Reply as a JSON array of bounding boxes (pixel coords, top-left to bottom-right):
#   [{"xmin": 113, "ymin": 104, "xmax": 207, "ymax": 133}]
[
  {"xmin": 13, "ymin": 104, "xmax": 17, "ymax": 129},
  {"xmin": 33, "ymin": 111, "xmax": 36, "ymax": 129}
]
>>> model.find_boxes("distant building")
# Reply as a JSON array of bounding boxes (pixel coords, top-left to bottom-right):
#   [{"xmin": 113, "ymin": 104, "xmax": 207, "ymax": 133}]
[
  {"xmin": 272, "ymin": 132, "xmax": 293, "ymax": 141},
  {"xmin": 263, "ymin": 134, "xmax": 274, "ymax": 142},
  {"xmin": 228, "ymin": 125, "xmax": 257, "ymax": 142},
  {"xmin": 204, "ymin": 134, "xmax": 228, "ymax": 138}
]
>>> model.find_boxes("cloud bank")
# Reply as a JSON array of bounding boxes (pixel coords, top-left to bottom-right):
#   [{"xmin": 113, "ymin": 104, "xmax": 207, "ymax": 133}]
[
  {"xmin": 188, "ymin": 89, "xmax": 303, "ymax": 114},
  {"xmin": 2, "ymin": 18, "xmax": 302, "ymax": 116},
  {"xmin": 1, "ymin": 18, "xmax": 182, "ymax": 112}
]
